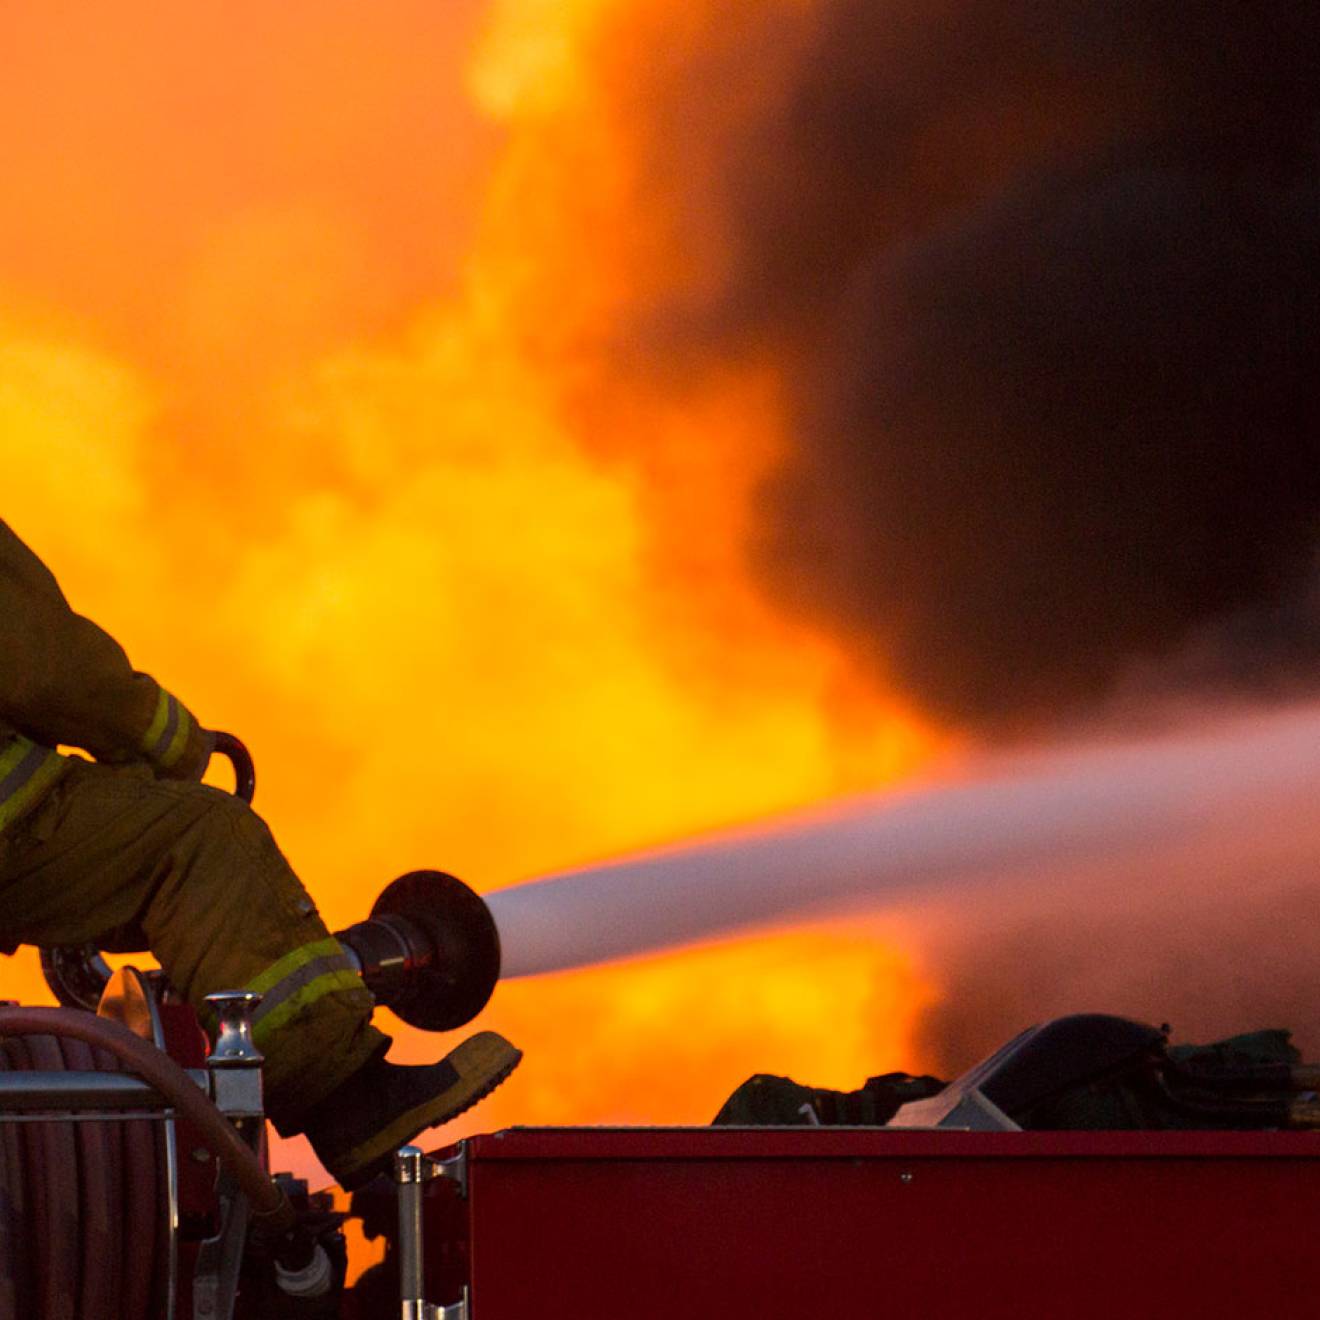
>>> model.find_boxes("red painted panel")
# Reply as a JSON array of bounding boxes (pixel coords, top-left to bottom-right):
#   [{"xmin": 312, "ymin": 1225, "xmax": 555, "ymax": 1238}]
[{"xmin": 420, "ymin": 1127, "xmax": 1320, "ymax": 1319}]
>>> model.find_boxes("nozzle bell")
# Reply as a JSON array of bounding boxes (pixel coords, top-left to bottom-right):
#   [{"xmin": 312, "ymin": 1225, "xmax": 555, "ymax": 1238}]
[{"xmin": 335, "ymin": 870, "xmax": 502, "ymax": 1032}]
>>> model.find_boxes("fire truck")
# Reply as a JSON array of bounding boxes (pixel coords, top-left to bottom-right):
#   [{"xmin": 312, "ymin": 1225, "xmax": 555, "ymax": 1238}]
[{"xmin": 2, "ymin": 739, "xmax": 1316, "ymax": 1318}]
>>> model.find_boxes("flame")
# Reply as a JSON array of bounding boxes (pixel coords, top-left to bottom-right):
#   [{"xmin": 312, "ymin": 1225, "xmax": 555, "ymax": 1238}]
[{"xmin": 0, "ymin": 0, "xmax": 943, "ymax": 1188}]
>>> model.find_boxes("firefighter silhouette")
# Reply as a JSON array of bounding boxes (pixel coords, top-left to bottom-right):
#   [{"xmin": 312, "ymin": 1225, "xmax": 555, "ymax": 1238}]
[{"xmin": 0, "ymin": 519, "xmax": 518, "ymax": 1186}]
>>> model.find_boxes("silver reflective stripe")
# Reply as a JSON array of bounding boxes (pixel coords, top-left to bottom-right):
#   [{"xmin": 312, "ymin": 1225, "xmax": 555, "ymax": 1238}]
[
  {"xmin": 147, "ymin": 695, "xmax": 180, "ymax": 763},
  {"xmin": 0, "ymin": 741, "xmax": 49, "ymax": 802},
  {"xmin": 0, "ymin": 737, "xmax": 65, "ymax": 832},
  {"xmin": 251, "ymin": 953, "xmax": 357, "ymax": 1029}
]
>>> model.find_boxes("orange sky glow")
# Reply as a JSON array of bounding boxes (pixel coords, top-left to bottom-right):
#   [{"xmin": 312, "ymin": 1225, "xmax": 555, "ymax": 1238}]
[{"xmin": 0, "ymin": 0, "xmax": 948, "ymax": 1197}]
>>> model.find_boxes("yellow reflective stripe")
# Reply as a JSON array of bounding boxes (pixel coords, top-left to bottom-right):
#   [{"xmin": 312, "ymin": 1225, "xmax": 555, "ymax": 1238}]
[
  {"xmin": 0, "ymin": 739, "xmax": 66, "ymax": 832},
  {"xmin": 142, "ymin": 688, "xmax": 172, "ymax": 754},
  {"xmin": 245, "ymin": 937, "xmax": 345, "ymax": 996},
  {"xmin": 251, "ymin": 970, "xmax": 363, "ymax": 1047},
  {"xmin": 159, "ymin": 703, "xmax": 193, "ymax": 768},
  {"xmin": 0, "ymin": 738, "xmax": 29, "ymax": 781},
  {"xmin": 0, "ymin": 739, "xmax": 28, "ymax": 776},
  {"xmin": 142, "ymin": 688, "xmax": 195, "ymax": 768},
  {"xmin": 252, "ymin": 951, "xmax": 356, "ymax": 1024}
]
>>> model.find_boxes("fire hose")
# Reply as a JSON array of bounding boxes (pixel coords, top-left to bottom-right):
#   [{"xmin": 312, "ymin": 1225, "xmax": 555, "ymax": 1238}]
[
  {"xmin": 0, "ymin": 1008, "xmax": 293, "ymax": 1233},
  {"xmin": 0, "ymin": 1007, "xmax": 296, "ymax": 1320},
  {"xmin": 1, "ymin": 1030, "xmax": 165, "ymax": 1320}
]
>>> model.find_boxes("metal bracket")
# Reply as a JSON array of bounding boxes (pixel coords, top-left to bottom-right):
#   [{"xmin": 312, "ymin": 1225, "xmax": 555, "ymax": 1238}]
[
  {"xmin": 204, "ymin": 990, "xmax": 265, "ymax": 1119},
  {"xmin": 431, "ymin": 1141, "xmax": 469, "ymax": 1200},
  {"xmin": 398, "ymin": 1299, "xmax": 467, "ymax": 1320},
  {"xmin": 193, "ymin": 1177, "xmax": 250, "ymax": 1320},
  {"xmin": 191, "ymin": 989, "xmax": 268, "ymax": 1320},
  {"xmin": 437, "ymin": 1288, "xmax": 470, "ymax": 1320}
]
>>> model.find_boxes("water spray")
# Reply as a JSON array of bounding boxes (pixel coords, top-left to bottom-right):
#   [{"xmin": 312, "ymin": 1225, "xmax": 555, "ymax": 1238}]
[
  {"xmin": 41, "ymin": 704, "xmax": 1320, "ymax": 1033},
  {"xmin": 340, "ymin": 703, "xmax": 1319, "ymax": 1022},
  {"xmin": 484, "ymin": 704, "xmax": 1320, "ymax": 978}
]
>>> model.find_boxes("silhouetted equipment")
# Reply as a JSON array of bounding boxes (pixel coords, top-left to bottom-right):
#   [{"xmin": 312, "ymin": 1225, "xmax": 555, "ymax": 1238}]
[
  {"xmin": 211, "ymin": 732, "xmax": 256, "ymax": 803},
  {"xmin": 337, "ymin": 870, "xmax": 502, "ymax": 1032}
]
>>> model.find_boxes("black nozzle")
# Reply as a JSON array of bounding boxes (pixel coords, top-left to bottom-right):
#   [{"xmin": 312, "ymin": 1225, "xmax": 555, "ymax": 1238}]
[{"xmin": 335, "ymin": 871, "xmax": 501, "ymax": 1032}]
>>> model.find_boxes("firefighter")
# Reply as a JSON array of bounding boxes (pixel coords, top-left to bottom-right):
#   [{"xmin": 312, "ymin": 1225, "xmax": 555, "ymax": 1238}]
[{"xmin": 0, "ymin": 518, "xmax": 520, "ymax": 1187}]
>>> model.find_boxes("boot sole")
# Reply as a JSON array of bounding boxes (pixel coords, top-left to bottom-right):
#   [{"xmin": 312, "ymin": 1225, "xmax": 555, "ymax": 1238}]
[{"xmin": 332, "ymin": 1039, "xmax": 522, "ymax": 1190}]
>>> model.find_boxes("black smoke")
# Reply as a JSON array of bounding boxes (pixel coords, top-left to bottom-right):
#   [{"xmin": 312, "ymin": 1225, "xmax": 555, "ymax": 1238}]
[
  {"xmin": 632, "ymin": 0, "xmax": 1320, "ymax": 730},
  {"xmin": 911, "ymin": 861, "xmax": 1320, "ymax": 1076}
]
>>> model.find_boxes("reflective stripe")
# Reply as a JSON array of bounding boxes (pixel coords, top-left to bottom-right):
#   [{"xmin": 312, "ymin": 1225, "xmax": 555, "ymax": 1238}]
[
  {"xmin": 0, "ymin": 737, "xmax": 66, "ymax": 832},
  {"xmin": 242, "ymin": 937, "xmax": 364, "ymax": 1047},
  {"xmin": 162, "ymin": 704, "xmax": 193, "ymax": 768},
  {"xmin": 252, "ymin": 970, "xmax": 363, "ymax": 1047},
  {"xmin": 247, "ymin": 937, "xmax": 345, "ymax": 996},
  {"xmin": 142, "ymin": 688, "xmax": 173, "ymax": 756},
  {"xmin": 252, "ymin": 952, "xmax": 357, "ymax": 1027},
  {"xmin": 141, "ymin": 688, "xmax": 193, "ymax": 769}
]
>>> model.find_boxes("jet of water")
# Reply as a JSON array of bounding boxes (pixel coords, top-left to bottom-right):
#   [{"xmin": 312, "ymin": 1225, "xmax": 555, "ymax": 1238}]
[{"xmin": 485, "ymin": 704, "xmax": 1320, "ymax": 977}]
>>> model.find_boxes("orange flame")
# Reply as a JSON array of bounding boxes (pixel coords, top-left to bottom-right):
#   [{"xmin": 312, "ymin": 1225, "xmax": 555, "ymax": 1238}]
[{"xmin": 0, "ymin": 0, "xmax": 943, "ymax": 1185}]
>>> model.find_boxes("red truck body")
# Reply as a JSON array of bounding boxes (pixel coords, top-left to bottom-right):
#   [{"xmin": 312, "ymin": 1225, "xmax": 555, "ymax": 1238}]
[{"xmin": 410, "ymin": 1126, "xmax": 1320, "ymax": 1318}]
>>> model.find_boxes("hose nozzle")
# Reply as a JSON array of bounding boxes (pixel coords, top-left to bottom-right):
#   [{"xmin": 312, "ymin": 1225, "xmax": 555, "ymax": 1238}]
[{"xmin": 336, "ymin": 871, "xmax": 502, "ymax": 1032}]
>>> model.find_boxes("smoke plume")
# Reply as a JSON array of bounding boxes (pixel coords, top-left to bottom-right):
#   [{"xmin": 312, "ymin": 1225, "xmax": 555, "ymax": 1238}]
[{"xmin": 618, "ymin": 0, "xmax": 1320, "ymax": 730}]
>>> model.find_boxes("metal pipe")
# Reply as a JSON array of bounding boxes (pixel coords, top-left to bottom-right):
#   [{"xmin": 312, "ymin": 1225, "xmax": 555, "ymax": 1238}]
[
  {"xmin": 0, "ymin": 1068, "xmax": 208, "ymax": 1112},
  {"xmin": 396, "ymin": 1144, "xmax": 431, "ymax": 1320}
]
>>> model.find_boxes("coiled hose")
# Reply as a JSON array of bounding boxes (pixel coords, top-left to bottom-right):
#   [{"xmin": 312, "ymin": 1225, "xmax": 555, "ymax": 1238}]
[
  {"xmin": 0, "ymin": 1008, "xmax": 294, "ymax": 1320},
  {"xmin": 0, "ymin": 1032, "xmax": 161, "ymax": 1320}
]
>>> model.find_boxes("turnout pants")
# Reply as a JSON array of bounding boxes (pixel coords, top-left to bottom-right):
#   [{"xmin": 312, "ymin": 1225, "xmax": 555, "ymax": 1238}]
[{"xmin": 0, "ymin": 756, "xmax": 388, "ymax": 1129}]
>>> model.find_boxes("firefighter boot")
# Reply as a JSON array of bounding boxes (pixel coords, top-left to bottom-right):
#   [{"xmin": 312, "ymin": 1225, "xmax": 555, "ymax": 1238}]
[{"xmin": 303, "ymin": 1030, "xmax": 522, "ymax": 1189}]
